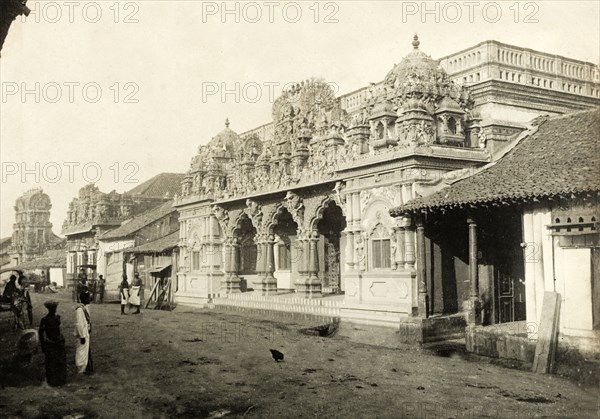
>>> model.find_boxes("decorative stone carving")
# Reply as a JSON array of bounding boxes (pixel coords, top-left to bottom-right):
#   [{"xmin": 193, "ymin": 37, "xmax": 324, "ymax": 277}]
[
  {"xmin": 212, "ymin": 205, "xmax": 229, "ymax": 233},
  {"xmin": 244, "ymin": 199, "xmax": 263, "ymax": 229},
  {"xmin": 283, "ymin": 191, "xmax": 304, "ymax": 224},
  {"xmin": 333, "ymin": 181, "xmax": 346, "ymax": 206}
]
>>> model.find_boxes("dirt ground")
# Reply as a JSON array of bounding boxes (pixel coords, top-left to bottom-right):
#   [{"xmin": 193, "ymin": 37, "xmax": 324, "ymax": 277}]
[{"xmin": 0, "ymin": 291, "xmax": 598, "ymax": 419}]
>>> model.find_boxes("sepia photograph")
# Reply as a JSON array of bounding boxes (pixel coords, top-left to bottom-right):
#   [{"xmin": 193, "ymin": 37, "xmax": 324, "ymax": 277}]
[{"xmin": 0, "ymin": 1, "xmax": 599, "ymax": 418}]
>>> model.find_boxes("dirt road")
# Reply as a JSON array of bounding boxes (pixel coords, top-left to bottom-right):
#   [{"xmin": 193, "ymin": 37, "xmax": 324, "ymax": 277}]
[{"xmin": 0, "ymin": 291, "xmax": 598, "ymax": 418}]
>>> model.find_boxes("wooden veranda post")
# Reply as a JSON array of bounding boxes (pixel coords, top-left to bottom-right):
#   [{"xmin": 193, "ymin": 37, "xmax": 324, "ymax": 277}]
[{"xmin": 467, "ymin": 217, "xmax": 481, "ymax": 325}]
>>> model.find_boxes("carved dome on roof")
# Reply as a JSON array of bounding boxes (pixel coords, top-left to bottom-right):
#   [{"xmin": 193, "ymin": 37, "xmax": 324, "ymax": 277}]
[
  {"xmin": 383, "ymin": 34, "xmax": 448, "ymax": 92},
  {"xmin": 207, "ymin": 118, "xmax": 240, "ymax": 157}
]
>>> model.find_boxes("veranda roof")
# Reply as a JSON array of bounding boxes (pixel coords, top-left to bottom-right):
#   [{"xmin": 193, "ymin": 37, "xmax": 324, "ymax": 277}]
[{"xmin": 390, "ymin": 108, "xmax": 600, "ymax": 215}]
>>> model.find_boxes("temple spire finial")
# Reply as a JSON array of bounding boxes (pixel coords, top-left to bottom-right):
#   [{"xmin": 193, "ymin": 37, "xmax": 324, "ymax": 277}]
[
  {"xmin": 225, "ymin": 117, "xmax": 230, "ymax": 128},
  {"xmin": 412, "ymin": 33, "xmax": 420, "ymax": 49}
]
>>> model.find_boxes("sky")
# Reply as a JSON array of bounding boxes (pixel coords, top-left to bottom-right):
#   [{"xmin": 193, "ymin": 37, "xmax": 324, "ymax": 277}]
[{"xmin": 1, "ymin": 0, "xmax": 599, "ymax": 238}]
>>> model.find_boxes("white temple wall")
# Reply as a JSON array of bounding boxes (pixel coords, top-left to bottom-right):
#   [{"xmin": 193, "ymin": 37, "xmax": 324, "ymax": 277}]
[{"xmin": 522, "ymin": 205, "xmax": 595, "ymax": 339}]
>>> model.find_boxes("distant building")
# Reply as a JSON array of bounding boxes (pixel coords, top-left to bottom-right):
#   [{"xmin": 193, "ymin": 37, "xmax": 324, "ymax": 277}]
[
  {"xmin": 0, "ymin": 237, "xmax": 12, "ymax": 270},
  {"xmin": 62, "ymin": 173, "xmax": 185, "ymax": 287},
  {"xmin": 8, "ymin": 188, "xmax": 62, "ymax": 266}
]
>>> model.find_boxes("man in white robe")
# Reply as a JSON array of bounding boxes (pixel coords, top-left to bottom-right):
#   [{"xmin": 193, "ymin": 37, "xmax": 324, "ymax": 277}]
[{"xmin": 74, "ymin": 290, "xmax": 93, "ymax": 374}]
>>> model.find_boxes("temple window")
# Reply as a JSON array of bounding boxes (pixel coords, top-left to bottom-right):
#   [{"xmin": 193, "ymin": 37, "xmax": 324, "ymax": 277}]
[
  {"xmin": 372, "ymin": 239, "xmax": 391, "ymax": 269},
  {"xmin": 376, "ymin": 122, "xmax": 385, "ymax": 139},
  {"xmin": 447, "ymin": 117, "xmax": 457, "ymax": 135}
]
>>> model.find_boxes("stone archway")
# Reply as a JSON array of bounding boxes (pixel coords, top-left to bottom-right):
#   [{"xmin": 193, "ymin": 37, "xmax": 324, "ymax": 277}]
[
  {"xmin": 269, "ymin": 206, "xmax": 300, "ymax": 292},
  {"xmin": 314, "ymin": 201, "xmax": 347, "ymax": 294},
  {"xmin": 300, "ymin": 195, "xmax": 348, "ymax": 297},
  {"xmin": 232, "ymin": 214, "xmax": 258, "ymax": 293}
]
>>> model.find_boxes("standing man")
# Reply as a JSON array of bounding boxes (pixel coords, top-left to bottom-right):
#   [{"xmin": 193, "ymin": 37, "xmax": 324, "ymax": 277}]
[
  {"xmin": 39, "ymin": 300, "xmax": 67, "ymax": 386},
  {"xmin": 90, "ymin": 276, "xmax": 97, "ymax": 304},
  {"xmin": 97, "ymin": 275, "xmax": 106, "ymax": 304},
  {"xmin": 74, "ymin": 290, "xmax": 93, "ymax": 374},
  {"xmin": 75, "ymin": 268, "xmax": 88, "ymax": 303},
  {"xmin": 119, "ymin": 275, "xmax": 129, "ymax": 315}
]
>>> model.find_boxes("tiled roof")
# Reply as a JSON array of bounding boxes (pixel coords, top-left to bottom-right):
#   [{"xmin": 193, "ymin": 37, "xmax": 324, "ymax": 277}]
[
  {"xmin": 391, "ymin": 108, "xmax": 600, "ymax": 215},
  {"xmin": 126, "ymin": 173, "xmax": 185, "ymax": 198},
  {"xmin": 0, "ymin": 237, "xmax": 12, "ymax": 248},
  {"xmin": 17, "ymin": 255, "xmax": 66, "ymax": 270},
  {"xmin": 99, "ymin": 201, "xmax": 175, "ymax": 240},
  {"xmin": 126, "ymin": 231, "xmax": 179, "ymax": 254}
]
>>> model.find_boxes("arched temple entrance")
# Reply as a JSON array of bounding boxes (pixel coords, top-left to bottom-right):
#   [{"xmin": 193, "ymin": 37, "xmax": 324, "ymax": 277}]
[
  {"xmin": 271, "ymin": 207, "xmax": 299, "ymax": 291},
  {"xmin": 315, "ymin": 201, "xmax": 347, "ymax": 294}
]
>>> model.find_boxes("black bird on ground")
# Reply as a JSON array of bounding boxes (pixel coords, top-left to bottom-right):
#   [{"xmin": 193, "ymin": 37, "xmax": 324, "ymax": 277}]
[{"xmin": 270, "ymin": 349, "xmax": 284, "ymax": 362}]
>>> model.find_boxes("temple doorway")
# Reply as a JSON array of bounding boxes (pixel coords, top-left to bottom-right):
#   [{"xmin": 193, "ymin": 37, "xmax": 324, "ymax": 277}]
[
  {"xmin": 316, "ymin": 201, "xmax": 347, "ymax": 294},
  {"xmin": 272, "ymin": 208, "xmax": 299, "ymax": 291}
]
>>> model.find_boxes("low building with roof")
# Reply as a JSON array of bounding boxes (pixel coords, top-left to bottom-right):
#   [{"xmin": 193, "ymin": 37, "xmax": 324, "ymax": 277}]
[
  {"xmin": 62, "ymin": 173, "xmax": 185, "ymax": 291},
  {"xmin": 96, "ymin": 201, "xmax": 179, "ymax": 300},
  {"xmin": 124, "ymin": 230, "xmax": 180, "ymax": 309},
  {"xmin": 390, "ymin": 108, "xmax": 599, "ymax": 363}
]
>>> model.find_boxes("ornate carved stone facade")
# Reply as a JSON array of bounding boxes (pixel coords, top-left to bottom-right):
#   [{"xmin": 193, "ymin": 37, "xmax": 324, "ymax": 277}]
[
  {"xmin": 9, "ymin": 188, "xmax": 61, "ymax": 263},
  {"xmin": 173, "ymin": 36, "xmax": 600, "ymax": 325}
]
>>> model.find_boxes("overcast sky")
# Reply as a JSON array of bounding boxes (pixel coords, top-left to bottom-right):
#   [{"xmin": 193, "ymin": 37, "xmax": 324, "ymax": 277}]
[{"xmin": 1, "ymin": 0, "xmax": 599, "ymax": 238}]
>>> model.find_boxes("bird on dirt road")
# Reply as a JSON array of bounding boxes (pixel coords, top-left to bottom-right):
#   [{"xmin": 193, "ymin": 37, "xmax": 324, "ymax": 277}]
[{"xmin": 270, "ymin": 349, "xmax": 284, "ymax": 362}]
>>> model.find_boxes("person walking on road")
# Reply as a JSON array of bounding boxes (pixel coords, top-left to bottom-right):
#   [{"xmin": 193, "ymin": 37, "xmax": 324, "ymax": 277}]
[
  {"xmin": 119, "ymin": 275, "xmax": 129, "ymax": 315},
  {"xmin": 74, "ymin": 291, "xmax": 93, "ymax": 374}
]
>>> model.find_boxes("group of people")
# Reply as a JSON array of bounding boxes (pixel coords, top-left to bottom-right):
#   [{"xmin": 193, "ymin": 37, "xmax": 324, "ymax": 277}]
[
  {"xmin": 119, "ymin": 273, "xmax": 143, "ymax": 315},
  {"xmin": 38, "ymin": 289, "xmax": 93, "ymax": 387},
  {"xmin": 75, "ymin": 269, "xmax": 105, "ymax": 304},
  {"xmin": 35, "ymin": 270, "xmax": 145, "ymax": 386}
]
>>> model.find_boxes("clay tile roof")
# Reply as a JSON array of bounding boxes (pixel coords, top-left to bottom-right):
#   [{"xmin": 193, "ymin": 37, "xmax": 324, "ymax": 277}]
[
  {"xmin": 17, "ymin": 255, "xmax": 66, "ymax": 270},
  {"xmin": 126, "ymin": 173, "xmax": 186, "ymax": 198},
  {"xmin": 390, "ymin": 108, "xmax": 600, "ymax": 215},
  {"xmin": 126, "ymin": 230, "xmax": 179, "ymax": 254},
  {"xmin": 99, "ymin": 201, "xmax": 175, "ymax": 240}
]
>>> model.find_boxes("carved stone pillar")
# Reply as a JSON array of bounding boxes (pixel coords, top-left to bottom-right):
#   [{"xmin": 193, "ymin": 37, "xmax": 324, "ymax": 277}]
[
  {"xmin": 351, "ymin": 193, "xmax": 361, "ymax": 230},
  {"xmin": 304, "ymin": 230, "xmax": 322, "ymax": 298},
  {"xmin": 467, "ymin": 218, "xmax": 481, "ymax": 325},
  {"xmin": 254, "ymin": 235, "xmax": 266, "ymax": 281},
  {"xmin": 229, "ymin": 238, "xmax": 241, "ymax": 293},
  {"xmin": 416, "ymin": 219, "xmax": 428, "ymax": 318},
  {"xmin": 404, "ymin": 220, "xmax": 416, "ymax": 270},
  {"xmin": 343, "ymin": 230, "xmax": 355, "ymax": 271},
  {"xmin": 221, "ymin": 239, "xmax": 232, "ymax": 292},
  {"xmin": 295, "ymin": 232, "xmax": 308, "ymax": 293},
  {"xmin": 393, "ymin": 227, "xmax": 405, "ymax": 269},
  {"xmin": 262, "ymin": 235, "xmax": 277, "ymax": 295}
]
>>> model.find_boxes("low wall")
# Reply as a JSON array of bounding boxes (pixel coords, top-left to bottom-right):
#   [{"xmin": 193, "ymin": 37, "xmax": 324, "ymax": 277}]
[
  {"xmin": 465, "ymin": 324, "xmax": 536, "ymax": 363},
  {"xmin": 398, "ymin": 314, "xmax": 467, "ymax": 344}
]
